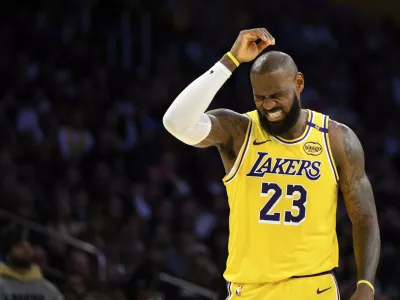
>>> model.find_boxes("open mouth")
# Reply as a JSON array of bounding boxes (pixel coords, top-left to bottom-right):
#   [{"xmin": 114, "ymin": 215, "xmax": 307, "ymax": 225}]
[{"xmin": 266, "ymin": 110, "xmax": 284, "ymax": 121}]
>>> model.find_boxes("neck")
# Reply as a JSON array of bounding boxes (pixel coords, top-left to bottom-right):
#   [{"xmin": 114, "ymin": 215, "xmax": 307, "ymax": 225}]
[{"xmin": 278, "ymin": 109, "xmax": 308, "ymax": 140}]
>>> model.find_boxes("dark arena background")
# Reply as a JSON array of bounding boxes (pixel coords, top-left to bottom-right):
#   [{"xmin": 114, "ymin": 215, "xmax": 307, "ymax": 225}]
[{"xmin": 0, "ymin": 0, "xmax": 399, "ymax": 299}]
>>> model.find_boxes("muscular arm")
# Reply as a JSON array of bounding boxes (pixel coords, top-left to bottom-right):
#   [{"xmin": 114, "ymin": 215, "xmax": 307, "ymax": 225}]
[
  {"xmin": 163, "ymin": 26, "xmax": 272, "ymax": 149},
  {"xmin": 193, "ymin": 55, "xmax": 248, "ymax": 148},
  {"xmin": 163, "ymin": 54, "xmax": 247, "ymax": 148},
  {"xmin": 195, "ymin": 109, "xmax": 249, "ymax": 148},
  {"xmin": 330, "ymin": 120, "xmax": 380, "ymax": 286}
]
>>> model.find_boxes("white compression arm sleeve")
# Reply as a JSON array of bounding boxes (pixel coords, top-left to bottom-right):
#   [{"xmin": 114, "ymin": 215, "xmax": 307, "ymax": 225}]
[{"xmin": 163, "ymin": 62, "xmax": 232, "ymax": 145}]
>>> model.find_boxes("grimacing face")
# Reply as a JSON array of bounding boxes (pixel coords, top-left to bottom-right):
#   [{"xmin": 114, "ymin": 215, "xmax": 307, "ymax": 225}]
[{"xmin": 250, "ymin": 71, "xmax": 304, "ymax": 136}]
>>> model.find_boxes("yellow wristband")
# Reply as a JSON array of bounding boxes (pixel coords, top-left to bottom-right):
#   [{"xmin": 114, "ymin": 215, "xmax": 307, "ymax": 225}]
[
  {"xmin": 357, "ymin": 280, "xmax": 375, "ymax": 294},
  {"xmin": 226, "ymin": 52, "xmax": 240, "ymax": 67}
]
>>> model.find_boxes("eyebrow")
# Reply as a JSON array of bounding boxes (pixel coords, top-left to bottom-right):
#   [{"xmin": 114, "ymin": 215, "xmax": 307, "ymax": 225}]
[{"xmin": 254, "ymin": 91, "xmax": 288, "ymax": 99}]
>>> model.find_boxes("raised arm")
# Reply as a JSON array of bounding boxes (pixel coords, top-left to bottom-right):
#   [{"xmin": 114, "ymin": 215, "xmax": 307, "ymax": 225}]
[
  {"xmin": 194, "ymin": 108, "xmax": 249, "ymax": 148},
  {"xmin": 163, "ymin": 28, "xmax": 275, "ymax": 148},
  {"xmin": 329, "ymin": 120, "xmax": 380, "ymax": 299},
  {"xmin": 162, "ymin": 55, "xmax": 247, "ymax": 148}
]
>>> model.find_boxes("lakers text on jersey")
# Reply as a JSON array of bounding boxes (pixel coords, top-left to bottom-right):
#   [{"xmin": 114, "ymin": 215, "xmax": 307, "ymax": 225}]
[{"xmin": 223, "ymin": 110, "xmax": 339, "ymax": 284}]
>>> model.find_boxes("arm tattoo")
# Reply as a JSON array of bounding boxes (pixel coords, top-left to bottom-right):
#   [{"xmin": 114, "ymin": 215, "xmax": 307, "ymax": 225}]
[
  {"xmin": 195, "ymin": 109, "xmax": 248, "ymax": 149},
  {"xmin": 339, "ymin": 125, "xmax": 380, "ymax": 283},
  {"xmin": 341, "ymin": 128, "xmax": 368, "ymax": 222},
  {"xmin": 195, "ymin": 109, "xmax": 249, "ymax": 175}
]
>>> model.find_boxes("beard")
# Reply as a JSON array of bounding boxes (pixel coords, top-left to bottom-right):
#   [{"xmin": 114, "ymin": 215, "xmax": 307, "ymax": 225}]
[
  {"xmin": 7, "ymin": 257, "xmax": 33, "ymax": 269},
  {"xmin": 257, "ymin": 92, "xmax": 301, "ymax": 136}
]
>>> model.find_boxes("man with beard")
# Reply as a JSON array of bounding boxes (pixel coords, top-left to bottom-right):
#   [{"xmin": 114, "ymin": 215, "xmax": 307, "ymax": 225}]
[
  {"xmin": 0, "ymin": 226, "xmax": 63, "ymax": 300},
  {"xmin": 163, "ymin": 28, "xmax": 380, "ymax": 300}
]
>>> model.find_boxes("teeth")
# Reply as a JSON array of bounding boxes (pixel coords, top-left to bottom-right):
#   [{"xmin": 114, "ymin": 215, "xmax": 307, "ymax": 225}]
[{"xmin": 268, "ymin": 110, "xmax": 283, "ymax": 117}]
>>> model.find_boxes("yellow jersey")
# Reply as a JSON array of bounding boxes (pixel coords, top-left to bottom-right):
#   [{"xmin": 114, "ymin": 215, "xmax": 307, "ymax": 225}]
[{"xmin": 223, "ymin": 109, "xmax": 339, "ymax": 284}]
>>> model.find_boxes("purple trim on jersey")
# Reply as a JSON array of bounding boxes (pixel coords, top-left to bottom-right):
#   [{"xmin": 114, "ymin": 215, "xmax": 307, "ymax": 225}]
[
  {"xmin": 306, "ymin": 121, "xmax": 329, "ymax": 133},
  {"xmin": 323, "ymin": 115, "xmax": 339, "ymax": 183},
  {"xmin": 225, "ymin": 281, "xmax": 233, "ymax": 300},
  {"xmin": 291, "ymin": 269, "xmax": 333, "ymax": 278},
  {"xmin": 273, "ymin": 111, "xmax": 314, "ymax": 144},
  {"xmin": 225, "ymin": 115, "xmax": 253, "ymax": 183},
  {"xmin": 332, "ymin": 273, "xmax": 341, "ymax": 300}
]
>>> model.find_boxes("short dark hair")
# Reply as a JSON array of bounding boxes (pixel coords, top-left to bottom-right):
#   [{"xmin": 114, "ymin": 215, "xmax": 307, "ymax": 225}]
[{"xmin": 251, "ymin": 51, "xmax": 298, "ymax": 78}]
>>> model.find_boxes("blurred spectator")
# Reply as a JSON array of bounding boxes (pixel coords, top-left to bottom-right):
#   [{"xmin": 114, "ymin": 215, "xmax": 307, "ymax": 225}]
[
  {"xmin": 125, "ymin": 242, "xmax": 180, "ymax": 299},
  {"xmin": 67, "ymin": 250, "xmax": 92, "ymax": 279},
  {"xmin": 58, "ymin": 109, "xmax": 94, "ymax": 160},
  {"xmin": 0, "ymin": 226, "xmax": 63, "ymax": 300}
]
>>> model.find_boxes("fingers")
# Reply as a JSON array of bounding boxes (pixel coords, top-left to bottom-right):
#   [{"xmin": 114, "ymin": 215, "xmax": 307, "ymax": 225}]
[
  {"xmin": 261, "ymin": 28, "xmax": 275, "ymax": 45},
  {"xmin": 241, "ymin": 29, "xmax": 267, "ymax": 42},
  {"xmin": 241, "ymin": 28, "xmax": 275, "ymax": 45},
  {"xmin": 257, "ymin": 41, "xmax": 269, "ymax": 52}
]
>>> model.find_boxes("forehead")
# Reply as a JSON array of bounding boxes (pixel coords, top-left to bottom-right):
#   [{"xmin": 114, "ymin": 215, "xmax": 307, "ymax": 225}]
[{"xmin": 250, "ymin": 71, "xmax": 294, "ymax": 96}]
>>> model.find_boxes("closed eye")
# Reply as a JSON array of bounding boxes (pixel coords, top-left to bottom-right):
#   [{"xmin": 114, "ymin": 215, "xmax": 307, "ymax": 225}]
[
  {"xmin": 271, "ymin": 92, "xmax": 288, "ymax": 99},
  {"xmin": 254, "ymin": 92, "xmax": 290, "ymax": 102},
  {"xmin": 254, "ymin": 95, "xmax": 265, "ymax": 102}
]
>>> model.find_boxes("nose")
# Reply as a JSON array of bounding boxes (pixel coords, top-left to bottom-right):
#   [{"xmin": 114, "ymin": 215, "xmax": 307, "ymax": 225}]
[{"xmin": 262, "ymin": 98, "xmax": 276, "ymax": 111}]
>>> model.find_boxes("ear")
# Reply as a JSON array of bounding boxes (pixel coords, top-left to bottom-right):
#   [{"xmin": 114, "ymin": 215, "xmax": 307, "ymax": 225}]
[{"xmin": 295, "ymin": 72, "xmax": 304, "ymax": 93}]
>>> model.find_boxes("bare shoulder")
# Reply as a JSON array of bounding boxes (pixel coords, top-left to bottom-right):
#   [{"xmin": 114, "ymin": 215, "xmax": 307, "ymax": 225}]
[
  {"xmin": 328, "ymin": 118, "xmax": 364, "ymax": 172},
  {"xmin": 195, "ymin": 108, "xmax": 249, "ymax": 148}
]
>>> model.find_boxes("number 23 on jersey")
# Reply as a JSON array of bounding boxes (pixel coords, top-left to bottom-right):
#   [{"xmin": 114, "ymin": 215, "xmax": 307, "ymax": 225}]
[{"xmin": 259, "ymin": 182, "xmax": 307, "ymax": 226}]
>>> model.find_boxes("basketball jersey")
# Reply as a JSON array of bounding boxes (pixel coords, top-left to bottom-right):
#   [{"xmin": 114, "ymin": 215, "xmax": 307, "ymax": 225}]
[{"xmin": 223, "ymin": 109, "xmax": 339, "ymax": 284}]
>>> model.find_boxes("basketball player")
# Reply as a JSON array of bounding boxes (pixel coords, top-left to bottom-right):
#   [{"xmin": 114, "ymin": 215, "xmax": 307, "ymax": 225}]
[{"xmin": 163, "ymin": 28, "xmax": 380, "ymax": 299}]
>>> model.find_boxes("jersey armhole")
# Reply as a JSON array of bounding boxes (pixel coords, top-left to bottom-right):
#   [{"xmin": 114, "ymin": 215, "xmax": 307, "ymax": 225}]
[
  {"xmin": 323, "ymin": 115, "xmax": 339, "ymax": 184},
  {"xmin": 223, "ymin": 114, "xmax": 253, "ymax": 184}
]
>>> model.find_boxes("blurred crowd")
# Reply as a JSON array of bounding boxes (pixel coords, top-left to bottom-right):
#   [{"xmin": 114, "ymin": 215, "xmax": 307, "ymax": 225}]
[{"xmin": 0, "ymin": 0, "xmax": 399, "ymax": 299}]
